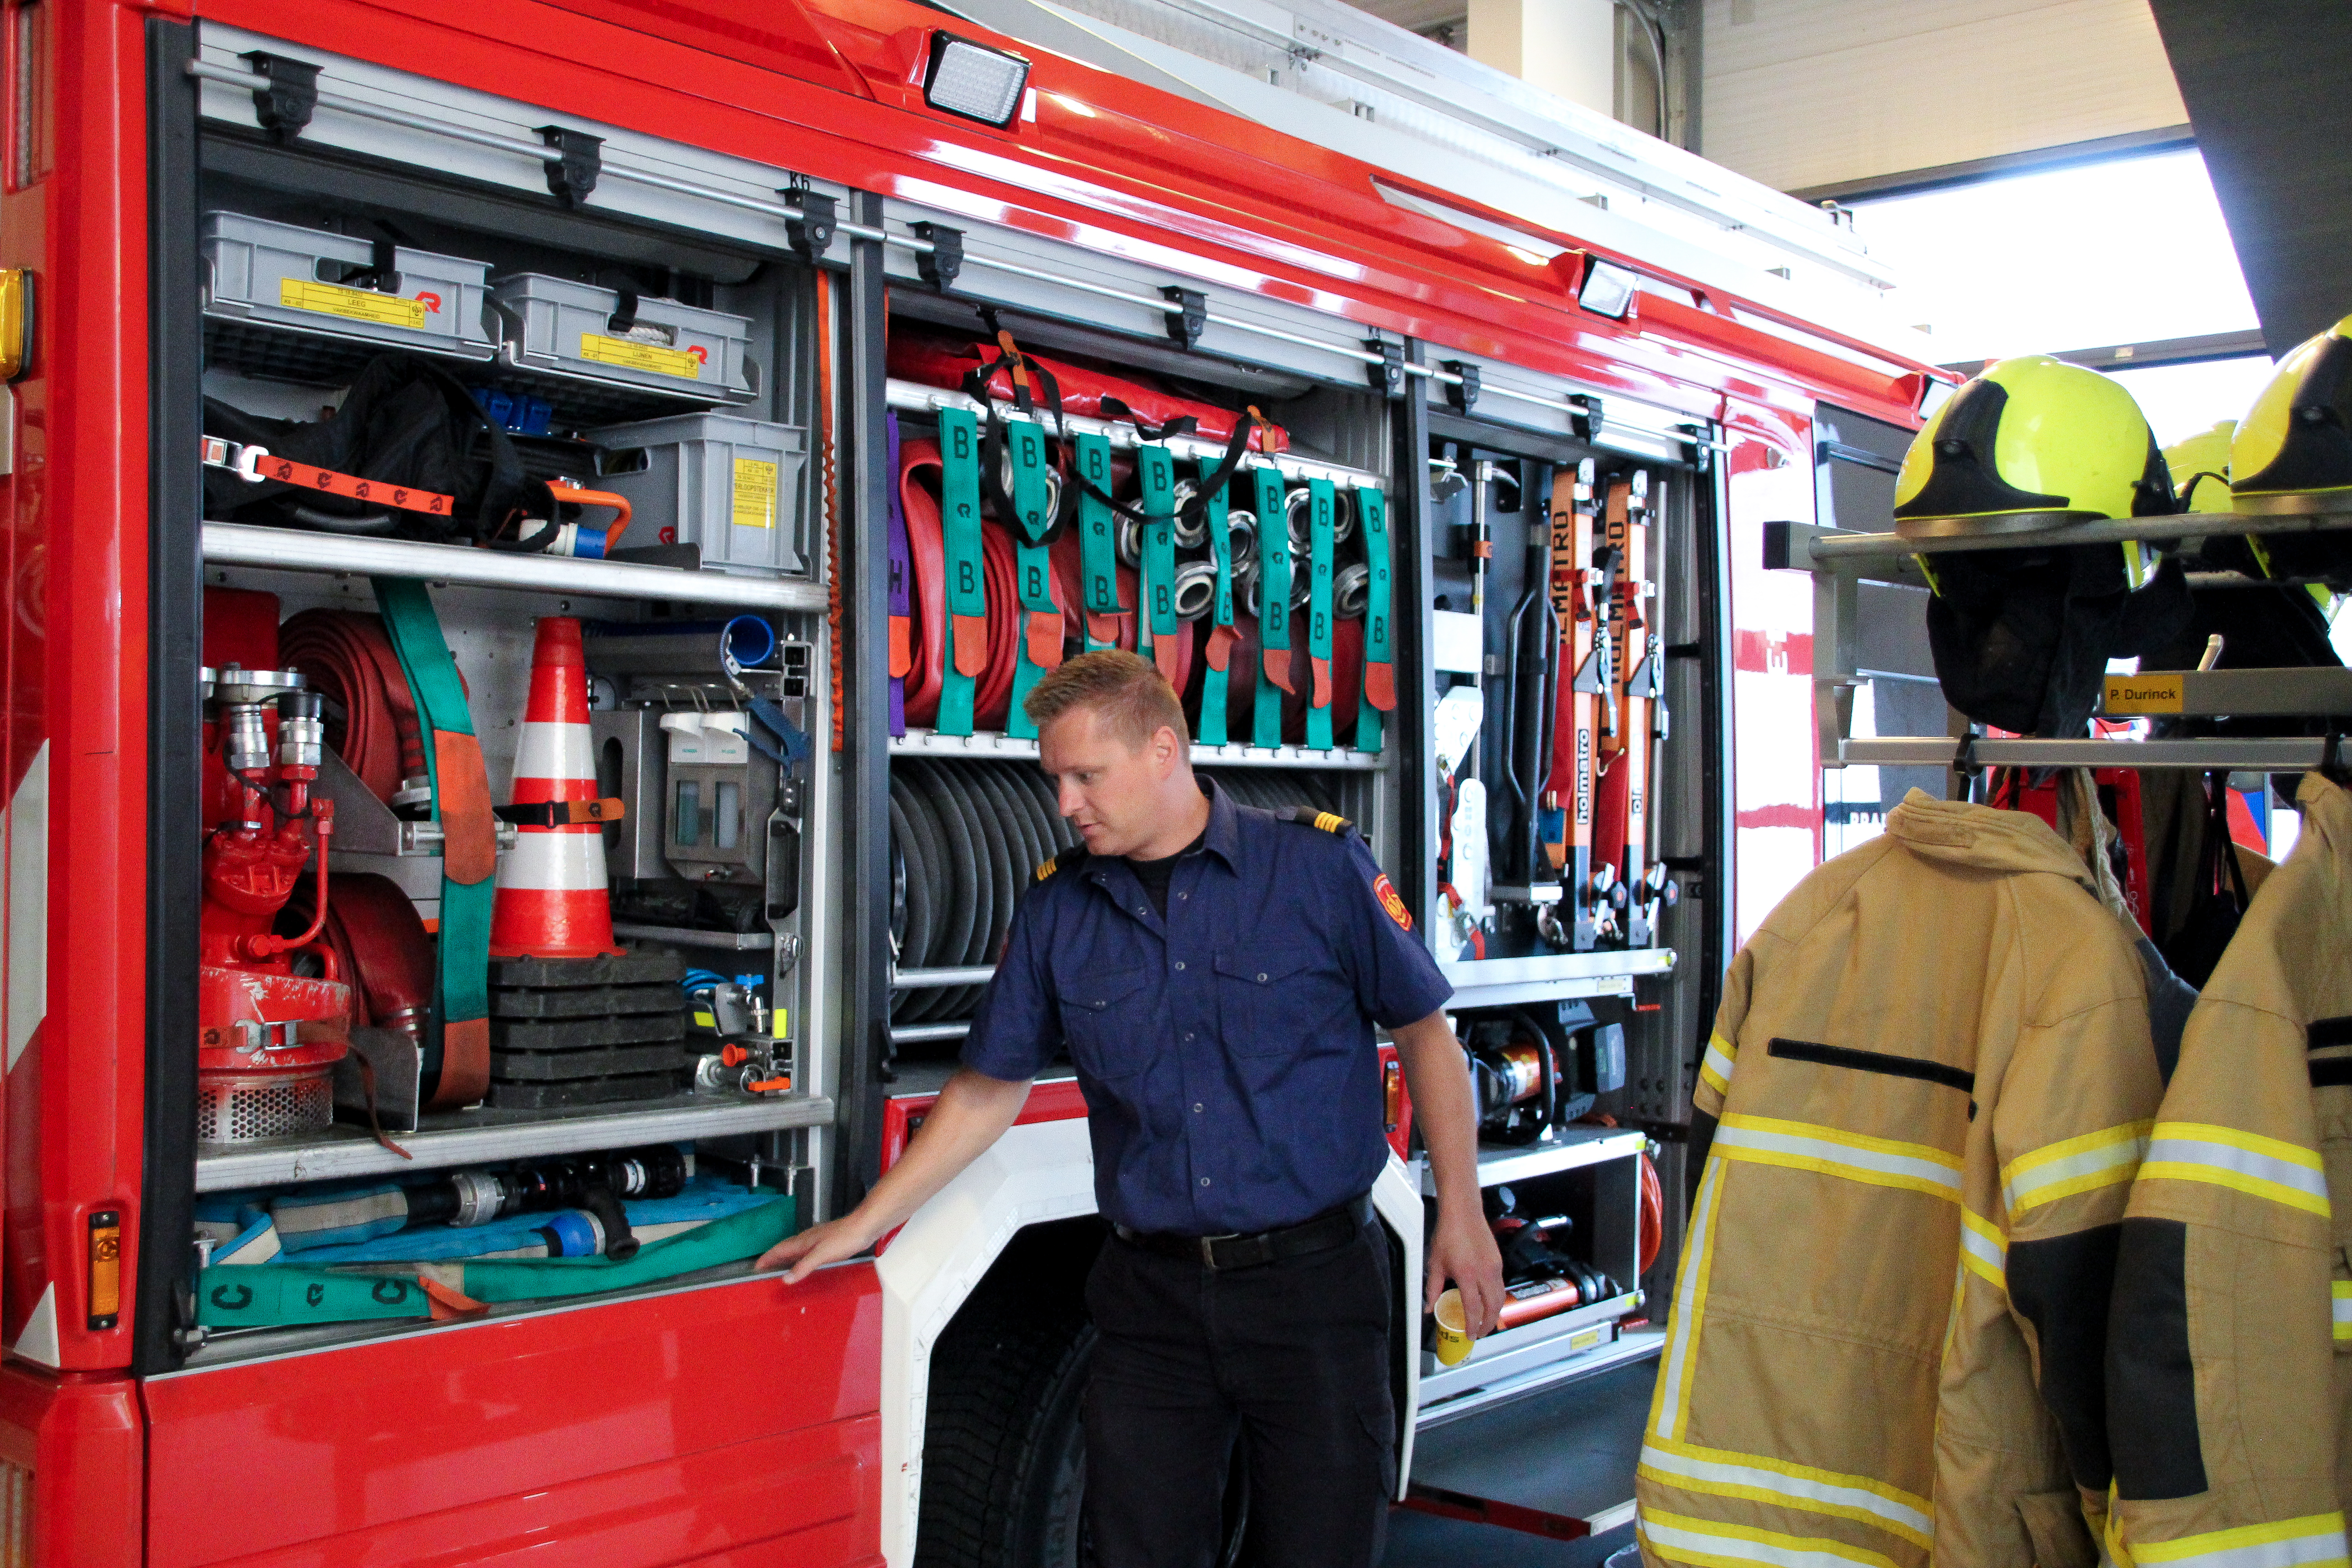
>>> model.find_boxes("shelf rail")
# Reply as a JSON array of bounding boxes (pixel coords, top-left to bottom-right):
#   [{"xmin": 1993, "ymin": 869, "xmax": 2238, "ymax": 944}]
[
  {"xmin": 202, "ymin": 522, "xmax": 827, "ymax": 610},
  {"xmin": 1775, "ymin": 508, "xmax": 2352, "ymax": 774}
]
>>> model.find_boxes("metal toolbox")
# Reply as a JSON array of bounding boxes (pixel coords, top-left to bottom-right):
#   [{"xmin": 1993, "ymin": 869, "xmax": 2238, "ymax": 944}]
[
  {"xmin": 487, "ymin": 274, "xmax": 756, "ymax": 404},
  {"xmin": 587, "ymin": 412, "xmax": 809, "ymax": 577},
  {"xmin": 200, "ymin": 211, "xmax": 497, "ymax": 364}
]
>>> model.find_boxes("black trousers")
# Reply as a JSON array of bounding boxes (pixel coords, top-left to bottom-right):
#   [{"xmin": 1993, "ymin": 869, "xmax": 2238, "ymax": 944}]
[{"xmin": 1083, "ymin": 1216, "xmax": 1396, "ymax": 1568}]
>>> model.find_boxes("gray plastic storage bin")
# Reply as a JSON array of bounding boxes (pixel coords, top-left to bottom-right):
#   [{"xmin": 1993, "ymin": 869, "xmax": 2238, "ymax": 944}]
[
  {"xmin": 489, "ymin": 275, "xmax": 755, "ymax": 405},
  {"xmin": 588, "ymin": 413, "xmax": 809, "ymax": 577},
  {"xmin": 201, "ymin": 211, "xmax": 496, "ymax": 360}
]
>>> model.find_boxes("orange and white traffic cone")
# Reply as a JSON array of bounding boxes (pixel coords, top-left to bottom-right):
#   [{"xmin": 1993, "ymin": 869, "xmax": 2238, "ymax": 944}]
[{"xmin": 490, "ymin": 617, "xmax": 624, "ymax": 960}]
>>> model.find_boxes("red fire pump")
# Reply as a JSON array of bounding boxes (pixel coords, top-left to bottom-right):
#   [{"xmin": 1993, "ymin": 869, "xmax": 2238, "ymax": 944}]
[{"xmin": 196, "ymin": 597, "xmax": 350, "ymax": 1145}]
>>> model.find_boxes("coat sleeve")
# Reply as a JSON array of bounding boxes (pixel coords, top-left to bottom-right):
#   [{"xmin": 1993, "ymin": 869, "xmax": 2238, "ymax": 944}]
[
  {"xmin": 2106, "ymin": 993, "xmax": 2343, "ymax": 1568},
  {"xmin": 1990, "ymin": 983, "xmax": 2163, "ymax": 1525}
]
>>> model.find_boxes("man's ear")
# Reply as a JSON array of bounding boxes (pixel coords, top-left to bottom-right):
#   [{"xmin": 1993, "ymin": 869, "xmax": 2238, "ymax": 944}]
[{"xmin": 1152, "ymin": 725, "xmax": 1181, "ymax": 776}]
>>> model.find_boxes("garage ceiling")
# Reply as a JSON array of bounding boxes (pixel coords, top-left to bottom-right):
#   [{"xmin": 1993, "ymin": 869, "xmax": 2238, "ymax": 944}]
[{"xmin": 2148, "ymin": 0, "xmax": 2352, "ymax": 354}]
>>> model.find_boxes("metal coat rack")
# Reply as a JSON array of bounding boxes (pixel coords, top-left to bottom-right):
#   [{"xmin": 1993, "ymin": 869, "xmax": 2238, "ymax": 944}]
[{"xmin": 1769, "ymin": 506, "xmax": 2352, "ymax": 772}]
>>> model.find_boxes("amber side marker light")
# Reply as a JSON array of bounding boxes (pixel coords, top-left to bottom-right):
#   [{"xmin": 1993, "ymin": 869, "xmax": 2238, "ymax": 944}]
[
  {"xmin": 87, "ymin": 1209, "xmax": 121, "ymax": 1331},
  {"xmin": 0, "ymin": 270, "xmax": 31, "ymax": 382}
]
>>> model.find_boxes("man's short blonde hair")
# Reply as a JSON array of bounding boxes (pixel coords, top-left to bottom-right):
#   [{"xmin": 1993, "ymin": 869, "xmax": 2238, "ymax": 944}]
[{"xmin": 1023, "ymin": 649, "xmax": 1190, "ymax": 750}]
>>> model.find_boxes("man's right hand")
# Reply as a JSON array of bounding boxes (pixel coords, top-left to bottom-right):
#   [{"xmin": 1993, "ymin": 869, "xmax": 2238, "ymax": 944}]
[
  {"xmin": 758, "ymin": 1214, "xmax": 879, "ymax": 1282},
  {"xmin": 754, "ymin": 1065, "xmax": 1034, "ymax": 1286}
]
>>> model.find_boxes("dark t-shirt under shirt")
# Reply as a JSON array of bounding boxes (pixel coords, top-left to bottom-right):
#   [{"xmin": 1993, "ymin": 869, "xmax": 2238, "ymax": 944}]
[{"xmin": 1127, "ymin": 830, "xmax": 1208, "ymax": 918}]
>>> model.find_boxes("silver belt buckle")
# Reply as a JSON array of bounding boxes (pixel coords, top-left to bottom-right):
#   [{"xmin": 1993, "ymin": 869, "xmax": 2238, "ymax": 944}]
[{"xmin": 1200, "ymin": 1231, "xmax": 1240, "ymax": 1269}]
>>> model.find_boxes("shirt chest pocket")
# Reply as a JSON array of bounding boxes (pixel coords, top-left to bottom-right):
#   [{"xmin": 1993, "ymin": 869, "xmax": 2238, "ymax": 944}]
[
  {"xmin": 1058, "ymin": 965, "xmax": 1157, "ymax": 1081},
  {"xmin": 1214, "ymin": 946, "xmax": 1356, "ymax": 1058}
]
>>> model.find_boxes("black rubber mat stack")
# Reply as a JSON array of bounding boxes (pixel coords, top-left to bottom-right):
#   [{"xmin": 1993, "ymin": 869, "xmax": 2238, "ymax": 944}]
[
  {"xmin": 888, "ymin": 760, "xmax": 1346, "ymax": 1037},
  {"xmin": 485, "ymin": 951, "xmax": 688, "ymax": 1108}
]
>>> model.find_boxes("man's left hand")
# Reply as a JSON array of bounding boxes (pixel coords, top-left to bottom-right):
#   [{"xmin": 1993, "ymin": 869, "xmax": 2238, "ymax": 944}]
[{"xmin": 1426, "ymin": 1203, "xmax": 1507, "ymax": 1337}]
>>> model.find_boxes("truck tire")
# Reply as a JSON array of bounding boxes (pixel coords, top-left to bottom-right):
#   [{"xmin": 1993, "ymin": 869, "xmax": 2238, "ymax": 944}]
[
  {"xmin": 916, "ymin": 1293, "xmax": 1095, "ymax": 1568},
  {"xmin": 917, "ymin": 1294, "xmax": 1250, "ymax": 1568}
]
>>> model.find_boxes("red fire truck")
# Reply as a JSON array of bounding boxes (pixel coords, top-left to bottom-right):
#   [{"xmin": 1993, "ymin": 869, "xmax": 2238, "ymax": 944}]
[{"xmin": 0, "ymin": 0, "xmax": 1941, "ymax": 1560}]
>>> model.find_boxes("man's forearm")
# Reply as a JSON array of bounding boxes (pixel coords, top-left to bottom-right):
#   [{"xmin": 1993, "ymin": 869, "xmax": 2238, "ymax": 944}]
[
  {"xmin": 848, "ymin": 1066, "xmax": 1033, "ymax": 1238},
  {"xmin": 1392, "ymin": 1012, "xmax": 1480, "ymax": 1216}
]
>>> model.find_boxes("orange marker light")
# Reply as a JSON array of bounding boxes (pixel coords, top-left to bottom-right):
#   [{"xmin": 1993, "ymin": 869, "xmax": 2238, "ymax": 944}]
[{"xmin": 88, "ymin": 1210, "xmax": 122, "ymax": 1330}]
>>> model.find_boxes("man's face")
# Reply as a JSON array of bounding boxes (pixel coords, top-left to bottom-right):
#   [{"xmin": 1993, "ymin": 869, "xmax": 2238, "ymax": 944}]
[{"xmin": 1038, "ymin": 706, "xmax": 1175, "ymax": 858}]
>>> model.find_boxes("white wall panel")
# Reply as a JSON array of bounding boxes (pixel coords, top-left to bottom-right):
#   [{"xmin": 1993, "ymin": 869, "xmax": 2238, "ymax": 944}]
[{"xmin": 1700, "ymin": 0, "xmax": 2187, "ymax": 194}]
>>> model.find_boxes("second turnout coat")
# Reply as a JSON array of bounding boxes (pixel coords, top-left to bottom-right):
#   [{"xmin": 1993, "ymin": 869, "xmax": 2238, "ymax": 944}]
[{"xmin": 2107, "ymin": 771, "xmax": 2352, "ymax": 1568}]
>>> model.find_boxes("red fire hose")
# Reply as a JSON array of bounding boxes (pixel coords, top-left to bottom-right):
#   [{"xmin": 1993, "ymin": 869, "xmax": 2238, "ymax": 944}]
[{"xmin": 279, "ymin": 610, "xmax": 427, "ymax": 803}]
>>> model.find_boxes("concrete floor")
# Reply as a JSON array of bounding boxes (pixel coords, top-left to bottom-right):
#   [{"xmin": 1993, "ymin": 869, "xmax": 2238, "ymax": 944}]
[{"xmin": 1382, "ymin": 1356, "xmax": 1656, "ymax": 1568}]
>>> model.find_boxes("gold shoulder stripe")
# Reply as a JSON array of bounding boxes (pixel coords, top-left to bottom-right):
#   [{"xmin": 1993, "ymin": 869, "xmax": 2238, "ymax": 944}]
[
  {"xmin": 1034, "ymin": 856, "xmax": 1058, "ymax": 882},
  {"xmin": 1314, "ymin": 811, "xmax": 1345, "ymax": 833}
]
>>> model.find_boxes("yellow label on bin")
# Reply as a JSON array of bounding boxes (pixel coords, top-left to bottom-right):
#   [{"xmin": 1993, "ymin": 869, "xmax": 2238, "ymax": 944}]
[
  {"xmin": 1569, "ymin": 1326, "xmax": 1603, "ymax": 1353},
  {"xmin": 732, "ymin": 457, "xmax": 778, "ymax": 529},
  {"xmin": 2104, "ymin": 673, "xmax": 2184, "ymax": 715},
  {"xmin": 579, "ymin": 333, "xmax": 704, "ymax": 380},
  {"xmin": 279, "ymin": 278, "xmax": 426, "ymax": 330}
]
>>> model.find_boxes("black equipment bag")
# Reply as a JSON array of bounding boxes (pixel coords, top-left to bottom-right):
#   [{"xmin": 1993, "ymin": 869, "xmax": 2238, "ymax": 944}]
[{"xmin": 203, "ymin": 353, "xmax": 556, "ymax": 550}]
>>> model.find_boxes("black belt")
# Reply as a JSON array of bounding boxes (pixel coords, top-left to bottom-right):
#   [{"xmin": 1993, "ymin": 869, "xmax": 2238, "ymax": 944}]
[{"xmin": 1113, "ymin": 1194, "xmax": 1373, "ymax": 1271}]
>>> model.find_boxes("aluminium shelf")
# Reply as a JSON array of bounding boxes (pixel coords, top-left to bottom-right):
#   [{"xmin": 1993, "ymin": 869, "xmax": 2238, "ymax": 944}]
[
  {"xmin": 1439, "ymin": 947, "xmax": 1675, "ymax": 1006},
  {"xmin": 202, "ymin": 523, "xmax": 827, "ymax": 611},
  {"xmin": 1420, "ymin": 1125, "xmax": 1648, "ymax": 1196},
  {"xmin": 194, "ymin": 1093, "xmax": 836, "ymax": 1192},
  {"xmin": 891, "ymin": 726, "xmax": 1386, "ymax": 769},
  {"xmin": 1417, "ymin": 1290, "xmax": 1645, "ymax": 1403}
]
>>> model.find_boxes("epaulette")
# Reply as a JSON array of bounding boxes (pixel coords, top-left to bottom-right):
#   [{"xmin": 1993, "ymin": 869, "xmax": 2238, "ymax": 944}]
[
  {"xmin": 1034, "ymin": 843, "xmax": 1091, "ymax": 882},
  {"xmin": 1284, "ymin": 807, "xmax": 1356, "ymax": 837}
]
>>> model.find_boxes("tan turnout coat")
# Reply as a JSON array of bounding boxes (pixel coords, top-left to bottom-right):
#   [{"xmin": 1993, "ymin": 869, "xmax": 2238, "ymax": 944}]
[
  {"xmin": 2106, "ymin": 773, "xmax": 2352, "ymax": 1568},
  {"xmin": 1637, "ymin": 790, "xmax": 2166, "ymax": 1568}
]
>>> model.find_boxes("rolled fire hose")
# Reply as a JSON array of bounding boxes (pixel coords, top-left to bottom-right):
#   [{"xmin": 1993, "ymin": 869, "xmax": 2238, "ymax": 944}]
[{"xmin": 279, "ymin": 609, "xmax": 427, "ymax": 804}]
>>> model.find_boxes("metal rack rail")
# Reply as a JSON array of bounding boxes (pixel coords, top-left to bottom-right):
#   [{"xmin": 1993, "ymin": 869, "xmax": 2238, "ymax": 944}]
[
  {"xmin": 883, "ymin": 380, "xmax": 1383, "ymax": 490},
  {"xmin": 889, "ymin": 726, "xmax": 1386, "ymax": 770},
  {"xmin": 203, "ymin": 523, "xmax": 827, "ymax": 611},
  {"xmin": 1772, "ymin": 508, "xmax": 2352, "ymax": 773}
]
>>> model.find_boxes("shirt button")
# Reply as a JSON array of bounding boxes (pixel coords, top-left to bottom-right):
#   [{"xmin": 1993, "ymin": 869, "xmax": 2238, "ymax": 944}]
[
  {"xmin": 1184, "ymin": 1032, "xmax": 1195, "ymax": 1041},
  {"xmin": 1193, "ymin": 1102, "xmax": 1204, "ymax": 1113},
  {"xmin": 1199, "ymin": 1176, "xmax": 1212, "ymax": 1186},
  {"xmin": 1256, "ymin": 972, "xmax": 1268, "ymax": 983},
  {"xmin": 1179, "ymin": 892, "xmax": 1189, "ymax": 900},
  {"xmin": 1174, "ymin": 960, "xmax": 1186, "ymax": 971}
]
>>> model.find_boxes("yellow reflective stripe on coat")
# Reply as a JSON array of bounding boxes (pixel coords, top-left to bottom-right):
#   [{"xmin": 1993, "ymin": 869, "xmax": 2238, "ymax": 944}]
[
  {"xmin": 2334, "ymin": 1281, "xmax": 2352, "ymax": 1343},
  {"xmin": 1641, "ymin": 1506, "xmax": 1902, "ymax": 1568},
  {"xmin": 2128, "ymin": 1511, "xmax": 2349, "ymax": 1568},
  {"xmin": 1999, "ymin": 1121, "xmax": 2151, "ymax": 1216},
  {"xmin": 1700, "ymin": 1032, "xmax": 1737, "ymax": 1097},
  {"xmin": 1638, "ymin": 1437, "xmax": 1932, "ymax": 1549},
  {"xmin": 1713, "ymin": 1114, "xmax": 1961, "ymax": 1200},
  {"xmin": 2137, "ymin": 1122, "xmax": 2332, "ymax": 1218},
  {"xmin": 1958, "ymin": 1208, "xmax": 2006, "ymax": 1288},
  {"xmin": 1655, "ymin": 1156, "xmax": 1727, "ymax": 1440}
]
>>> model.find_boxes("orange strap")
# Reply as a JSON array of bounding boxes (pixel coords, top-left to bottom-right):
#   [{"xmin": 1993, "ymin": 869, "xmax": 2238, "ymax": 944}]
[
  {"xmin": 1026, "ymin": 610, "xmax": 1065, "ymax": 671},
  {"xmin": 204, "ymin": 437, "xmax": 455, "ymax": 517},
  {"xmin": 1204, "ymin": 622, "xmax": 1239, "ymax": 674},
  {"xmin": 951, "ymin": 613, "xmax": 990, "ymax": 677}
]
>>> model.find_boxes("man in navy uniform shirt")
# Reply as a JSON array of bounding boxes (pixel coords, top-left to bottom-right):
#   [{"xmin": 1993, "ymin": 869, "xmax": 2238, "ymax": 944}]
[{"xmin": 764, "ymin": 651, "xmax": 1504, "ymax": 1567}]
